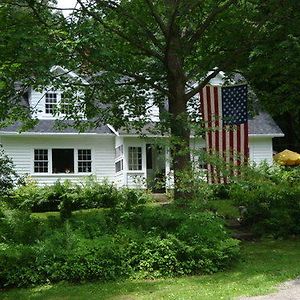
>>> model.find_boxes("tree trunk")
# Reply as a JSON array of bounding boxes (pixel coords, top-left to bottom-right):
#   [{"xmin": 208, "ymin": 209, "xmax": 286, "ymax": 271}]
[{"xmin": 165, "ymin": 22, "xmax": 191, "ymax": 201}]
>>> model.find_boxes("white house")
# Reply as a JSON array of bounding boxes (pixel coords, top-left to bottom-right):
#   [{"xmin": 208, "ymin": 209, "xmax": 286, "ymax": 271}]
[{"xmin": 0, "ymin": 70, "xmax": 284, "ymax": 189}]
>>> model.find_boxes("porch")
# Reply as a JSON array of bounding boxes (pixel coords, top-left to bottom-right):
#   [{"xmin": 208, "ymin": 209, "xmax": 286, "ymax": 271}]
[{"xmin": 114, "ymin": 136, "xmax": 204, "ymax": 190}]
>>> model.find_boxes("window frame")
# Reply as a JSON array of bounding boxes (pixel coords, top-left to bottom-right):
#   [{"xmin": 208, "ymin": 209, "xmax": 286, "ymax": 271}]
[
  {"xmin": 78, "ymin": 149, "xmax": 92, "ymax": 173},
  {"xmin": 32, "ymin": 148, "xmax": 93, "ymax": 175},
  {"xmin": 52, "ymin": 148, "xmax": 75, "ymax": 174},
  {"xmin": 128, "ymin": 146, "xmax": 142, "ymax": 171},
  {"xmin": 115, "ymin": 145, "xmax": 124, "ymax": 174},
  {"xmin": 45, "ymin": 92, "xmax": 58, "ymax": 115},
  {"xmin": 33, "ymin": 149, "xmax": 49, "ymax": 173}
]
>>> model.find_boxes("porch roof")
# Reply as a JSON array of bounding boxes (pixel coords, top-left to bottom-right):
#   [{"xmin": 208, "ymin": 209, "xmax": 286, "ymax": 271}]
[{"xmin": 0, "ymin": 120, "xmax": 114, "ymax": 135}]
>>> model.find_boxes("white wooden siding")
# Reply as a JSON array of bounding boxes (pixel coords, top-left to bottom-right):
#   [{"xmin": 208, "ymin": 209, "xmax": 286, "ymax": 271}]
[
  {"xmin": 30, "ymin": 89, "xmax": 47, "ymax": 119},
  {"xmin": 1, "ymin": 135, "xmax": 115, "ymax": 185},
  {"xmin": 249, "ymin": 136, "xmax": 273, "ymax": 165}
]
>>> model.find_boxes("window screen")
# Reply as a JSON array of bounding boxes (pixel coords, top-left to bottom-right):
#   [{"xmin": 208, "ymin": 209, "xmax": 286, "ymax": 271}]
[{"xmin": 52, "ymin": 149, "xmax": 74, "ymax": 173}]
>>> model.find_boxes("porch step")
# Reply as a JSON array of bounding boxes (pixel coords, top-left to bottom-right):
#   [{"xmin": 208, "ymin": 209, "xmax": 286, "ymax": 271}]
[
  {"xmin": 152, "ymin": 193, "xmax": 169, "ymax": 203},
  {"xmin": 226, "ymin": 218, "xmax": 256, "ymax": 241}
]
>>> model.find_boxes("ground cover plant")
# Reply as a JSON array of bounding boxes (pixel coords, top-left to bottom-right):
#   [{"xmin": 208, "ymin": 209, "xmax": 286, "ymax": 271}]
[
  {"xmin": 2, "ymin": 239, "xmax": 300, "ymax": 300},
  {"xmin": 229, "ymin": 164, "xmax": 300, "ymax": 238},
  {"xmin": 0, "ymin": 198, "xmax": 239, "ymax": 288}
]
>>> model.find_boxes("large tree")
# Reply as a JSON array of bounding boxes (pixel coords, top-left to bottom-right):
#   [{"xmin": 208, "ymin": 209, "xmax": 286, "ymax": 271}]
[
  {"xmin": 1, "ymin": 0, "xmax": 297, "ymax": 197},
  {"xmin": 243, "ymin": 1, "xmax": 300, "ymax": 152}
]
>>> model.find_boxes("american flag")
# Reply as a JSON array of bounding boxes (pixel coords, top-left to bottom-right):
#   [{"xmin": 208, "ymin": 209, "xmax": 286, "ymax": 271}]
[{"xmin": 199, "ymin": 84, "xmax": 249, "ymax": 183}]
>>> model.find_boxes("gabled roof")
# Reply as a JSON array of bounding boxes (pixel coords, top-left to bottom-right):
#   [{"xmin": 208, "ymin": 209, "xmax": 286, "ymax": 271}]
[
  {"xmin": 0, "ymin": 120, "xmax": 114, "ymax": 135},
  {"xmin": 248, "ymin": 112, "xmax": 284, "ymax": 137}
]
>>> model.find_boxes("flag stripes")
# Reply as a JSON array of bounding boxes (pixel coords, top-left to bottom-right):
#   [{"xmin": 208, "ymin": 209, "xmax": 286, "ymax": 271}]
[{"xmin": 199, "ymin": 85, "xmax": 249, "ymax": 183}]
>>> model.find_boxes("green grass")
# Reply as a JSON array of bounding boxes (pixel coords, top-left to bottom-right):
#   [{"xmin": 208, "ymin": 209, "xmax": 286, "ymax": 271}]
[{"xmin": 2, "ymin": 239, "xmax": 300, "ymax": 300}]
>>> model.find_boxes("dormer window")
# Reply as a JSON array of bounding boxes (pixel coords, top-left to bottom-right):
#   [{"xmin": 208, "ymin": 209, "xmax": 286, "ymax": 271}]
[
  {"xmin": 45, "ymin": 92, "xmax": 58, "ymax": 114},
  {"xmin": 60, "ymin": 93, "xmax": 72, "ymax": 115}
]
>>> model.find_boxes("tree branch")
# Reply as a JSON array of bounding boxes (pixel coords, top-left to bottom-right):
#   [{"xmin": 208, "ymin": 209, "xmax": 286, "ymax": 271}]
[
  {"xmin": 186, "ymin": 0, "xmax": 237, "ymax": 48},
  {"xmin": 77, "ymin": 0, "xmax": 164, "ymax": 61},
  {"xmin": 142, "ymin": 0, "xmax": 168, "ymax": 38},
  {"xmin": 185, "ymin": 68, "xmax": 221, "ymax": 100},
  {"xmin": 116, "ymin": 72, "xmax": 169, "ymax": 97}
]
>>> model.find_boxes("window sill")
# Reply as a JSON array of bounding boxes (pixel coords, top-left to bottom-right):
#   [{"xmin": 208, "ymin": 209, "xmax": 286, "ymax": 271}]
[{"xmin": 31, "ymin": 173, "xmax": 93, "ymax": 177}]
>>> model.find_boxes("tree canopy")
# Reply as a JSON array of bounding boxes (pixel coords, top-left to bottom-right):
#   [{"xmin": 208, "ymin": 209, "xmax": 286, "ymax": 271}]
[{"xmin": 0, "ymin": 0, "xmax": 299, "ymax": 196}]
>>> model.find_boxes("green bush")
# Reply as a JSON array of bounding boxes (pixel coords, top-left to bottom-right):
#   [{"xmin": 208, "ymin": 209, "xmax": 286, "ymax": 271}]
[
  {"xmin": 9, "ymin": 177, "xmax": 152, "ymax": 214},
  {"xmin": 230, "ymin": 164, "xmax": 300, "ymax": 237},
  {"xmin": 0, "ymin": 208, "xmax": 44, "ymax": 245},
  {"xmin": 0, "ymin": 205, "xmax": 239, "ymax": 288},
  {"xmin": 0, "ymin": 146, "xmax": 22, "ymax": 196}
]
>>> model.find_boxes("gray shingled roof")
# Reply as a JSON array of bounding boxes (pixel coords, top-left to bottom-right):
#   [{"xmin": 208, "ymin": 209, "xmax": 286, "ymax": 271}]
[
  {"xmin": 248, "ymin": 112, "xmax": 283, "ymax": 136},
  {"xmin": 118, "ymin": 112, "xmax": 284, "ymax": 137},
  {"xmin": 0, "ymin": 120, "xmax": 113, "ymax": 134},
  {"xmin": 0, "ymin": 112, "xmax": 283, "ymax": 137}
]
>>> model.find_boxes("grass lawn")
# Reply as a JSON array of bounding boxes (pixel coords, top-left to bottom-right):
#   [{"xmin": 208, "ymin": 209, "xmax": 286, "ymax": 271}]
[{"xmin": 1, "ymin": 239, "xmax": 300, "ymax": 300}]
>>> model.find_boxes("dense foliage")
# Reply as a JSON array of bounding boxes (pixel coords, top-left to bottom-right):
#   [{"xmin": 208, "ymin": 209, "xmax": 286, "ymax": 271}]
[
  {"xmin": 8, "ymin": 177, "xmax": 151, "ymax": 217},
  {"xmin": 230, "ymin": 164, "xmax": 300, "ymax": 238},
  {"xmin": 0, "ymin": 147, "xmax": 22, "ymax": 196},
  {"xmin": 0, "ymin": 202, "xmax": 239, "ymax": 288},
  {"xmin": 2, "ymin": 1, "xmax": 299, "ymax": 197}
]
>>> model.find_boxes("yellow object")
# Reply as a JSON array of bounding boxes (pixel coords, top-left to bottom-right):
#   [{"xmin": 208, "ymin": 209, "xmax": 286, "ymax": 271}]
[{"xmin": 273, "ymin": 149, "xmax": 300, "ymax": 166}]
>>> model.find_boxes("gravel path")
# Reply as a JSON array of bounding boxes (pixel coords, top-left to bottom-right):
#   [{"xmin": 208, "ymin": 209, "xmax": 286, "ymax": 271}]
[{"xmin": 239, "ymin": 278, "xmax": 300, "ymax": 300}]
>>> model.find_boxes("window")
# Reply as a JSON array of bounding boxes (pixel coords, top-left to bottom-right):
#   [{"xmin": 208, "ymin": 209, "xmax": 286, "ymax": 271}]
[
  {"xmin": 60, "ymin": 93, "xmax": 72, "ymax": 115},
  {"xmin": 115, "ymin": 145, "xmax": 123, "ymax": 173},
  {"xmin": 78, "ymin": 149, "xmax": 92, "ymax": 173},
  {"xmin": 115, "ymin": 160, "xmax": 123, "ymax": 173},
  {"xmin": 128, "ymin": 146, "xmax": 142, "ymax": 170},
  {"xmin": 45, "ymin": 92, "xmax": 57, "ymax": 114},
  {"xmin": 115, "ymin": 145, "xmax": 123, "ymax": 159},
  {"xmin": 34, "ymin": 149, "xmax": 48, "ymax": 173},
  {"xmin": 52, "ymin": 149, "xmax": 74, "ymax": 173}
]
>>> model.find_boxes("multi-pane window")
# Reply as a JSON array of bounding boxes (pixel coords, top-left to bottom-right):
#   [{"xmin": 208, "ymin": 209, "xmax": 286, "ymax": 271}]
[
  {"xmin": 78, "ymin": 149, "xmax": 92, "ymax": 173},
  {"xmin": 60, "ymin": 93, "xmax": 72, "ymax": 115},
  {"xmin": 34, "ymin": 149, "xmax": 48, "ymax": 173},
  {"xmin": 115, "ymin": 145, "xmax": 123, "ymax": 159},
  {"xmin": 128, "ymin": 146, "xmax": 142, "ymax": 170},
  {"xmin": 45, "ymin": 92, "xmax": 57, "ymax": 114},
  {"xmin": 115, "ymin": 160, "xmax": 123, "ymax": 173},
  {"xmin": 115, "ymin": 145, "xmax": 124, "ymax": 173}
]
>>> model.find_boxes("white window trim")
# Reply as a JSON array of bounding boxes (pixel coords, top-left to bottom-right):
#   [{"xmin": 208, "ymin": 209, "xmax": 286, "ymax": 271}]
[
  {"xmin": 128, "ymin": 146, "xmax": 143, "ymax": 171},
  {"xmin": 115, "ymin": 145, "xmax": 124, "ymax": 174},
  {"xmin": 32, "ymin": 148, "xmax": 94, "ymax": 175},
  {"xmin": 33, "ymin": 149, "xmax": 49, "ymax": 174},
  {"xmin": 77, "ymin": 149, "xmax": 93, "ymax": 173}
]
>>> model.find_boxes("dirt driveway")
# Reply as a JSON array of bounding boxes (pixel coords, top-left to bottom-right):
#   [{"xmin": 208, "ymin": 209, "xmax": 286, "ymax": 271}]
[{"xmin": 239, "ymin": 278, "xmax": 300, "ymax": 300}]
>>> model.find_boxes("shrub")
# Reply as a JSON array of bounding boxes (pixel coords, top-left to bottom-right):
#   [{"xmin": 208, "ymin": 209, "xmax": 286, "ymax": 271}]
[
  {"xmin": 0, "ymin": 146, "xmax": 22, "ymax": 196},
  {"xmin": 0, "ymin": 208, "xmax": 44, "ymax": 245},
  {"xmin": 230, "ymin": 164, "xmax": 300, "ymax": 237},
  {"xmin": 9, "ymin": 177, "xmax": 152, "ymax": 214},
  {"xmin": 0, "ymin": 205, "xmax": 239, "ymax": 288}
]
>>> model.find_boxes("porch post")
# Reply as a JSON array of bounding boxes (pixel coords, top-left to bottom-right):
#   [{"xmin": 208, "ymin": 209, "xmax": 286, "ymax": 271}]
[{"xmin": 165, "ymin": 146, "xmax": 171, "ymax": 189}]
